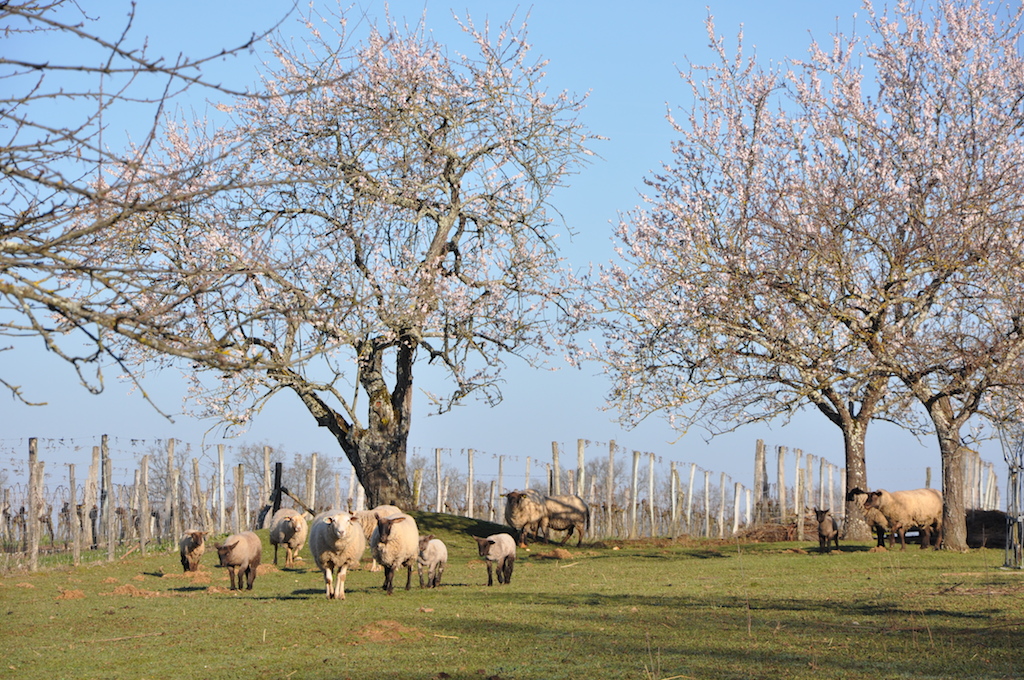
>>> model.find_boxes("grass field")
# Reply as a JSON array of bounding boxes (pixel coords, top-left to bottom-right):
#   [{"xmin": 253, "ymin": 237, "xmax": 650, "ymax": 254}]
[{"xmin": 2, "ymin": 511, "xmax": 1022, "ymax": 680}]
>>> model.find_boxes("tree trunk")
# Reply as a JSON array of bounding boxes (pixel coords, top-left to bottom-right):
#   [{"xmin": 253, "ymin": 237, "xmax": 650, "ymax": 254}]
[
  {"xmin": 840, "ymin": 419, "xmax": 872, "ymax": 541},
  {"xmin": 938, "ymin": 434, "xmax": 968, "ymax": 552}
]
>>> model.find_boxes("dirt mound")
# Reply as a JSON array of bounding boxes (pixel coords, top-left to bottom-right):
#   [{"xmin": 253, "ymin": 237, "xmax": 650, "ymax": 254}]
[
  {"xmin": 56, "ymin": 588, "xmax": 86, "ymax": 600},
  {"xmin": 102, "ymin": 584, "xmax": 166, "ymax": 598},
  {"xmin": 351, "ymin": 620, "xmax": 425, "ymax": 644}
]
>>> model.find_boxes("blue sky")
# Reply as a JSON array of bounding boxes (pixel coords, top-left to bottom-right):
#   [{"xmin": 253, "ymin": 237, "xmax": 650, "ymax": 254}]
[{"xmin": 3, "ymin": 1, "xmax": 1004, "ymax": 496}]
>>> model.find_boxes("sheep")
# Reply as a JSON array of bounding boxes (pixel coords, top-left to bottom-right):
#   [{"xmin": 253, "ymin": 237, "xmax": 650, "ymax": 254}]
[
  {"xmin": 847, "ymin": 488, "xmax": 891, "ymax": 547},
  {"xmin": 474, "ymin": 533, "xmax": 516, "ymax": 586},
  {"xmin": 268, "ymin": 507, "xmax": 309, "ymax": 568},
  {"xmin": 178, "ymin": 529, "xmax": 208, "ymax": 572},
  {"xmin": 861, "ymin": 487, "xmax": 943, "ymax": 550},
  {"xmin": 417, "ymin": 535, "xmax": 448, "ymax": 588},
  {"xmin": 354, "ymin": 504, "xmax": 403, "ymax": 571},
  {"xmin": 540, "ymin": 494, "xmax": 589, "ymax": 547},
  {"xmin": 370, "ymin": 513, "xmax": 419, "ymax": 595},
  {"xmin": 309, "ymin": 510, "xmax": 366, "ymax": 600},
  {"xmin": 813, "ymin": 508, "xmax": 839, "ymax": 553},
  {"xmin": 215, "ymin": 531, "xmax": 262, "ymax": 590},
  {"xmin": 504, "ymin": 490, "xmax": 546, "ymax": 547}
]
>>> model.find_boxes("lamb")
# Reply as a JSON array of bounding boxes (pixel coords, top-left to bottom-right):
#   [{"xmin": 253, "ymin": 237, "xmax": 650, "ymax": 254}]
[
  {"xmin": 216, "ymin": 531, "xmax": 262, "ymax": 590},
  {"xmin": 417, "ymin": 535, "xmax": 448, "ymax": 588},
  {"xmin": 813, "ymin": 508, "xmax": 839, "ymax": 553},
  {"xmin": 474, "ymin": 533, "xmax": 516, "ymax": 586},
  {"xmin": 540, "ymin": 494, "xmax": 589, "ymax": 547},
  {"xmin": 504, "ymin": 490, "xmax": 546, "ymax": 547},
  {"xmin": 370, "ymin": 513, "xmax": 419, "ymax": 595},
  {"xmin": 178, "ymin": 529, "xmax": 208, "ymax": 572},
  {"xmin": 354, "ymin": 504, "xmax": 403, "ymax": 571},
  {"xmin": 269, "ymin": 507, "xmax": 309, "ymax": 568},
  {"xmin": 309, "ymin": 510, "xmax": 366, "ymax": 600},
  {"xmin": 847, "ymin": 488, "xmax": 891, "ymax": 547},
  {"xmin": 861, "ymin": 487, "xmax": 943, "ymax": 550}
]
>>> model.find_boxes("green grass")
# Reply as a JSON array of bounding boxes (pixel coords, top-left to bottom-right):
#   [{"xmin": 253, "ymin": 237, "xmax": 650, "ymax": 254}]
[{"xmin": 2, "ymin": 512, "xmax": 1022, "ymax": 680}]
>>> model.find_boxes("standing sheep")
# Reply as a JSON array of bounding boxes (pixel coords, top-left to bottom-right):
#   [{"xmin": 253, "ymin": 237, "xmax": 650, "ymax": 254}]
[
  {"xmin": 847, "ymin": 488, "xmax": 891, "ymax": 547},
  {"xmin": 354, "ymin": 504, "xmax": 403, "ymax": 571},
  {"xmin": 861, "ymin": 488, "xmax": 943, "ymax": 550},
  {"xmin": 309, "ymin": 510, "xmax": 365, "ymax": 600},
  {"xmin": 269, "ymin": 507, "xmax": 309, "ymax": 568},
  {"xmin": 814, "ymin": 508, "xmax": 839, "ymax": 553},
  {"xmin": 370, "ymin": 513, "xmax": 419, "ymax": 595},
  {"xmin": 216, "ymin": 531, "xmax": 262, "ymax": 591},
  {"xmin": 504, "ymin": 490, "xmax": 546, "ymax": 547},
  {"xmin": 540, "ymin": 494, "xmax": 589, "ymax": 547},
  {"xmin": 474, "ymin": 533, "xmax": 516, "ymax": 586},
  {"xmin": 417, "ymin": 535, "xmax": 448, "ymax": 588},
  {"xmin": 178, "ymin": 529, "xmax": 208, "ymax": 572}
]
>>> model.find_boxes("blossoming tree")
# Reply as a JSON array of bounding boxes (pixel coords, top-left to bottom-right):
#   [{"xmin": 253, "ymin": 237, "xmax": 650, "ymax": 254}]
[
  {"xmin": 111, "ymin": 9, "xmax": 592, "ymax": 507},
  {"xmin": 586, "ymin": 0, "xmax": 1024, "ymax": 549}
]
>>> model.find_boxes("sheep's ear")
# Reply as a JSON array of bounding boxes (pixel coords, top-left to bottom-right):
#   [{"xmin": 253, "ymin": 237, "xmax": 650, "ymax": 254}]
[
  {"xmin": 822, "ymin": 508, "xmax": 830, "ymax": 514},
  {"xmin": 348, "ymin": 516, "xmax": 360, "ymax": 524},
  {"xmin": 324, "ymin": 516, "xmax": 334, "ymax": 525},
  {"xmin": 392, "ymin": 516, "xmax": 406, "ymax": 524}
]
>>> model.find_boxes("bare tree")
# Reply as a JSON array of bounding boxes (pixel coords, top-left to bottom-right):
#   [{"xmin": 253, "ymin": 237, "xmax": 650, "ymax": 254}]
[
  {"xmin": 105, "ymin": 8, "xmax": 594, "ymax": 507},
  {"xmin": 584, "ymin": 1, "xmax": 1024, "ymax": 549},
  {"xmin": 0, "ymin": 1, "xmax": 290, "ymax": 407}
]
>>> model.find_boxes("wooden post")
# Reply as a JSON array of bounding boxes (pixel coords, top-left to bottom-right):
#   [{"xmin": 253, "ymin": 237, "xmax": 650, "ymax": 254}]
[
  {"xmin": 262, "ymin": 446, "xmax": 272, "ymax": 507},
  {"xmin": 703, "ymin": 470, "xmax": 711, "ymax": 538},
  {"xmin": 217, "ymin": 444, "xmax": 226, "ymax": 535},
  {"xmin": 69, "ymin": 463, "xmax": 81, "ymax": 565},
  {"xmin": 551, "ymin": 442, "xmax": 561, "ymax": 495},
  {"xmin": 717, "ymin": 472, "xmax": 726, "ymax": 539},
  {"xmin": 577, "ymin": 440, "xmax": 586, "ymax": 498},
  {"xmin": 233, "ymin": 464, "xmax": 244, "ymax": 533},
  {"xmin": 753, "ymin": 439, "xmax": 767, "ymax": 524},
  {"xmin": 308, "ymin": 452, "xmax": 318, "ymax": 512},
  {"xmin": 86, "ymin": 446, "xmax": 99, "ymax": 548},
  {"xmin": 171, "ymin": 467, "xmax": 182, "ymax": 543},
  {"xmin": 412, "ymin": 469, "xmax": 423, "ymax": 510},
  {"xmin": 606, "ymin": 442, "xmax": 615, "ymax": 537},
  {"xmin": 794, "ymin": 449, "xmax": 804, "ymax": 541},
  {"xmin": 827, "ymin": 464, "xmax": 835, "ymax": 514},
  {"xmin": 28, "ymin": 439, "xmax": 40, "ymax": 571},
  {"xmin": 466, "ymin": 449, "xmax": 475, "ymax": 519},
  {"xmin": 925, "ymin": 466, "xmax": 932, "ymax": 489},
  {"xmin": 525, "ymin": 456, "xmax": 532, "ymax": 490},
  {"xmin": 647, "ymin": 452, "xmax": 656, "ymax": 537},
  {"xmin": 732, "ymin": 482, "xmax": 742, "ymax": 536},
  {"xmin": 670, "ymin": 461, "xmax": 678, "ymax": 538},
  {"xmin": 488, "ymin": 480, "xmax": 496, "ymax": 522},
  {"xmin": 165, "ymin": 439, "xmax": 176, "ymax": 541},
  {"xmin": 102, "ymin": 435, "xmax": 115, "ymax": 561},
  {"xmin": 334, "ymin": 472, "xmax": 342, "ymax": 511},
  {"xmin": 776, "ymin": 446, "xmax": 788, "ymax": 522},
  {"xmin": 685, "ymin": 463, "xmax": 696, "ymax": 532},
  {"xmin": 629, "ymin": 450, "xmax": 640, "ymax": 539},
  {"xmin": 191, "ymin": 458, "xmax": 205, "ymax": 531},
  {"xmin": 139, "ymin": 456, "xmax": 149, "ymax": 556},
  {"xmin": 497, "ymin": 455, "xmax": 505, "ymax": 496},
  {"xmin": 435, "ymin": 448, "xmax": 443, "ymax": 513}
]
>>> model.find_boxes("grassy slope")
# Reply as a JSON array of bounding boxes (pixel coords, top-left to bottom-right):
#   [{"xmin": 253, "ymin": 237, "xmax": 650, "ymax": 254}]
[{"xmin": 2, "ymin": 511, "xmax": 1022, "ymax": 680}]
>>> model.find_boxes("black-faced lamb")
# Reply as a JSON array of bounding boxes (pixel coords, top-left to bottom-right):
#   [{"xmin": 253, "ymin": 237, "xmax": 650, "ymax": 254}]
[
  {"xmin": 813, "ymin": 508, "xmax": 839, "ymax": 553},
  {"xmin": 474, "ymin": 533, "xmax": 516, "ymax": 586},
  {"xmin": 417, "ymin": 534, "xmax": 447, "ymax": 588},
  {"xmin": 504, "ymin": 490, "xmax": 546, "ymax": 547},
  {"xmin": 178, "ymin": 529, "xmax": 208, "ymax": 572},
  {"xmin": 354, "ymin": 504, "xmax": 403, "ymax": 572},
  {"xmin": 540, "ymin": 494, "xmax": 589, "ymax": 547},
  {"xmin": 216, "ymin": 531, "xmax": 262, "ymax": 590},
  {"xmin": 370, "ymin": 513, "xmax": 419, "ymax": 595},
  {"xmin": 309, "ymin": 510, "xmax": 365, "ymax": 600},
  {"xmin": 862, "ymin": 488, "xmax": 943, "ymax": 550},
  {"xmin": 269, "ymin": 507, "xmax": 309, "ymax": 568}
]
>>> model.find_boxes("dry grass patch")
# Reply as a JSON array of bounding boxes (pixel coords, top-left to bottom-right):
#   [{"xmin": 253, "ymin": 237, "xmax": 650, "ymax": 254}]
[{"xmin": 351, "ymin": 620, "xmax": 425, "ymax": 644}]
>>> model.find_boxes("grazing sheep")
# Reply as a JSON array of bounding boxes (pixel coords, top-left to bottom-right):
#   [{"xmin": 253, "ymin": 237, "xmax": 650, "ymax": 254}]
[
  {"xmin": 540, "ymin": 494, "xmax": 589, "ymax": 547},
  {"xmin": 474, "ymin": 533, "xmax": 516, "ymax": 586},
  {"xmin": 178, "ymin": 529, "xmax": 208, "ymax": 572},
  {"xmin": 417, "ymin": 535, "xmax": 448, "ymax": 588},
  {"xmin": 354, "ymin": 504, "xmax": 403, "ymax": 571},
  {"xmin": 269, "ymin": 508, "xmax": 309, "ymax": 568},
  {"xmin": 370, "ymin": 513, "xmax": 419, "ymax": 595},
  {"xmin": 309, "ymin": 510, "xmax": 365, "ymax": 600},
  {"xmin": 216, "ymin": 531, "xmax": 262, "ymax": 591},
  {"xmin": 504, "ymin": 490, "xmax": 546, "ymax": 547},
  {"xmin": 860, "ymin": 487, "xmax": 943, "ymax": 550},
  {"xmin": 813, "ymin": 508, "xmax": 839, "ymax": 553}
]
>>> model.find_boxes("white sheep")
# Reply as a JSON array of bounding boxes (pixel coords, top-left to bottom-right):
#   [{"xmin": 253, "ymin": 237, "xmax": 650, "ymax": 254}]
[
  {"xmin": 540, "ymin": 494, "xmax": 589, "ymax": 547},
  {"xmin": 354, "ymin": 504, "xmax": 403, "ymax": 571},
  {"xmin": 178, "ymin": 529, "xmax": 208, "ymax": 572},
  {"xmin": 862, "ymin": 488, "xmax": 943, "ymax": 550},
  {"xmin": 216, "ymin": 531, "xmax": 262, "ymax": 591},
  {"xmin": 417, "ymin": 535, "xmax": 448, "ymax": 588},
  {"xmin": 370, "ymin": 513, "xmax": 419, "ymax": 595},
  {"xmin": 269, "ymin": 507, "xmax": 309, "ymax": 568},
  {"xmin": 309, "ymin": 510, "xmax": 366, "ymax": 600},
  {"xmin": 504, "ymin": 490, "xmax": 546, "ymax": 547},
  {"xmin": 474, "ymin": 533, "xmax": 516, "ymax": 586}
]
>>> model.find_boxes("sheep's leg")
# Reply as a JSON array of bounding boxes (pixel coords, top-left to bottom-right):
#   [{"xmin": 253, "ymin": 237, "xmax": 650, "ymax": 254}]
[
  {"xmin": 560, "ymin": 526, "xmax": 573, "ymax": 545},
  {"xmin": 245, "ymin": 564, "xmax": 256, "ymax": 590},
  {"xmin": 383, "ymin": 565, "xmax": 395, "ymax": 594},
  {"xmin": 898, "ymin": 527, "xmax": 907, "ymax": 551},
  {"xmin": 502, "ymin": 555, "xmax": 514, "ymax": 584},
  {"xmin": 335, "ymin": 566, "xmax": 347, "ymax": 600},
  {"xmin": 433, "ymin": 563, "xmax": 444, "ymax": 587},
  {"xmin": 486, "ymin": 561, "xmax": 495, "ymax": 586},
  {"xmin": 404, "ymin": 564, "xmax": 412, "ymax": 591},
  {"xmin": 418, "ymin": 563, "xmax": 426, "ymax": 589},
  {"xmin": 227, "ymin": 566, "xmax": 238, "ymax": 590},
  {"xmin": 273, "ymin": 544, "xmax": 279, "ymax": 566},
  {"xmin": 576, "ymin": 525, "xmax": 584, "ymax": 547},
  {"xmin": 324, "ymin": 567, "xmax": 335, "ymax": 599}
]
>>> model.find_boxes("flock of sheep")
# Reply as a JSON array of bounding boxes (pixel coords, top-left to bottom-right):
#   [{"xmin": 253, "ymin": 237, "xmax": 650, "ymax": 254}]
[
  {"xmin": 179, "ymin": 485, "xmax": 946, "ymax": 594},
  {"xmin": 176, "ymin": 490, "xmax": 591, "ymax": 598}
]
